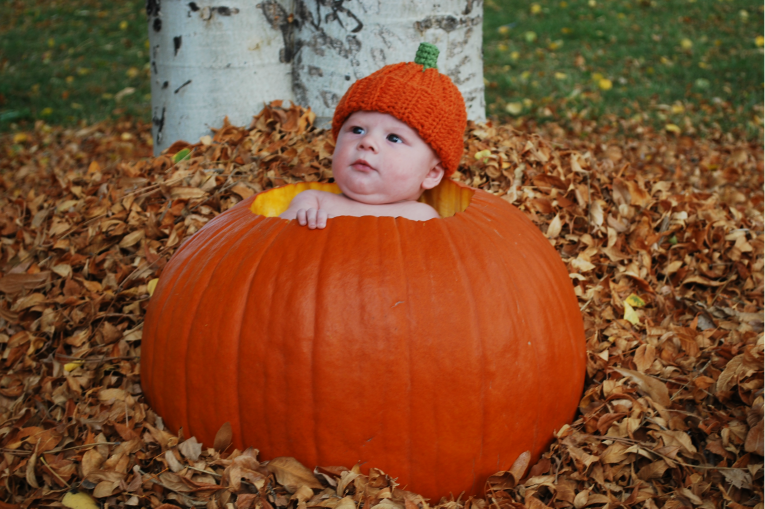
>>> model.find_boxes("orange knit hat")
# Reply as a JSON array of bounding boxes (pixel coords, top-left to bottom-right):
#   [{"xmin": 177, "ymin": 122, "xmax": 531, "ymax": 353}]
[{"xmin": 331, "ymin": 43, "xmax": 467, "ymax": 177}]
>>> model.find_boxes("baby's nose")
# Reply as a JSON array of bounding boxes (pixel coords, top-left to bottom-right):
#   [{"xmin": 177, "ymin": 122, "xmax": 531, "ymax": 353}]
[{"xmin": 358, "ymin": 135, "xmax": 378, "ymax": 152}]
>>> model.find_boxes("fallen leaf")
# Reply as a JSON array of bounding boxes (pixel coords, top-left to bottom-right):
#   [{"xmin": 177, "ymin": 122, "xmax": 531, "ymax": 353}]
[
  {"xmin": 178, "ymin": 437, "xmax": 203, "ymax": 461},
  {"xmin": 744, "ymin": 419, "xmax": 763, "ymax": 455},
  {"xmin": 213, "ymin": 422, "xmax": 233, "ymax": 452},
  {"xmin": 266, "ymin": 457, "xmax": 323, "ymax": 493},
  {"xmin": 0, "ymin": 272, "xmax": 50, "ymax": 294},
  {"xmin": 612, "ymin": 367, "xmax": 671, "ymax": 406}
]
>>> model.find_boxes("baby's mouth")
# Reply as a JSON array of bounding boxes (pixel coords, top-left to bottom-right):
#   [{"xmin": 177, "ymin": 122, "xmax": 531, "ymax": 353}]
[{"xmin": 351, "ymin": 159, "xmax": 375, "ymax": 172}]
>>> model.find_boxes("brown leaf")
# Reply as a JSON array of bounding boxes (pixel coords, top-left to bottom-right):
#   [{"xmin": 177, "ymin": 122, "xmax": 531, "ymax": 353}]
[
  {"xmin": 81, "ymin": 449, "xmax": 105, "ymax": 478},
  {"xmin": 744, "ymin": 419, "xmax": 764, "ymax": 456},
  {"xmin": 159, "ymin": 472, "xmax": 192, "ymax": 492},
  {"xmin": 486, "ymin": 450, "xmax": 531, "ymax": 490},
  {"xmin": 25, "ymin": 448, "xmax": 39, "ymax": 489},
  {"xmin": 11, "ymin": 292, "xmax": 45, "ymax": 311},
  {"xmin": 573, "ymin": 490, "xmax": 589, "ymax": 509},
  {"xmin": 0, "ymin": 272, "xmax": 50, "ymax": 294},
  {"xmin": 637, "ymin": 460, "xmax": 669, "ymax": 480},
  {"xmin": 612, "ymin": 367, "xmax": 671, "ymax": 407},
  {"xmin": 98, "ymin": 388, "xmax": 127, "ymax": 402},
  {"xmin": 231, "ymin": 183, "xmax": 256, "ymax": 200},
  {"xmin": 633, "ymin": 343, "xmax": 655, "ymax": 372},
  {"xmin": 170, "ymin": 187, "xmax": 207, "ymax": 200},
  {"xmin": 266, "ymin": 457, "xmax": 323, "ymax": 493},
  {"xmin": 165, "ymin": 450, "xmax": 184, "ymax": 473},
  {"xmin": 178, "ymin": 437, "xmax": 203, "ymax": 461},
  {"xmin": 600, "ymin": 442, "xmax": 630, "ymax": 464},
  {"xmin": 213, "ymin": 422, "xmax": 233, "ymax": 452},
  {"xmin": 119, "ymin": 229, "xmax": 145, "ymax": 248},
  {"xmin": 92, "ymin": 480, "xmax": 119, "ymax": 498},
  {"xmin": 652, "ymin": 430, "xmax": 697, "ymax": 455}
]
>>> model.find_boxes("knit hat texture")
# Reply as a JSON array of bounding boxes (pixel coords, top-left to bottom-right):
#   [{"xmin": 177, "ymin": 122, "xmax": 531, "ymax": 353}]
[{"xmin": 331, "ymin": 43, "xmax": 467, "ymax": 177}]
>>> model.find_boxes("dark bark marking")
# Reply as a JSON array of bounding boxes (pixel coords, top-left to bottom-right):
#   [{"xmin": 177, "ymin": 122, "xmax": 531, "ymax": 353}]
[
  {"xmin": 199, "ymin": 5, "xmax": 240, "ymax": 19},
  {"xmin": 188, "ymin": 2, "xmax": 200, "ymax": 11},
  {"xmin": 321, "ymin": 1, "xmax": 363, "ymax": 33},
  {"xmin": 371, "ymin": 47, "xmax": 386, "ymax": 68},
  {"xmin": 446, "ymin": 55, "xmax": 474, "ymax": 86},
  {"xmin": 294, "ymin": 0, "xmax": 363, "ymax": 33},
  {"xmin": 146, "ymin": 0, "xmax": 160, "ymax": 16},
  {"xmin": 319, "ymin": 90, "xmax": 339, "ymax": 109},
  {"xmin": 162, "ymin": 81, "xmax": 169, "ymax": 89},
  {"xmin": 415, "ymin": 14, "xmax": 481, "ymax": 34},
  {"xmin": 292, "ymin": 53, "xmax": 308, "ymax": 106},
  {"xmin": 153, "ymin": 17, "xmax": 162, "ymax": 32},
  {"xmin": 151, "ymin": 45, "xmax": 159, "ymax": 75},
  {"xmin": 173, "ymin": 36, "xmax": 182, "ymax": 56},
  {"xmin": 304, "ymin": 31, "xmax": 361, "ymax": 61},
  {"xmin": 174, "ymin": 80, "xmax": 192, "ymax": 93},
  {"xmin": 153, "ymin": 106, "xmax": 166, "ymax": 145},
  {"xmin": 462, "ymin": 0, "xmax": 480, "ymax": 15},
  {"xmin": 259, "ymin": 1, "xmax": 299, "ymax": 63},
  {"xmin": 308, "ymin": 66, "xmax": 323, "ymax": 77}
]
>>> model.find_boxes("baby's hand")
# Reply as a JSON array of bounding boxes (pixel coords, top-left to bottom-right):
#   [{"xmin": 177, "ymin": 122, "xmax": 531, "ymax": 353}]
[{"xmin": 296, "ymin": 208, "xmax": 328, "ymax": 229}]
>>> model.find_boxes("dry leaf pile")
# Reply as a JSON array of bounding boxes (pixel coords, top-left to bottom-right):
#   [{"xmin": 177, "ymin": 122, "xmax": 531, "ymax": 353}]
[{"xmin": 0, "ymin": 102, "xmax": 762, "ymax": 509}]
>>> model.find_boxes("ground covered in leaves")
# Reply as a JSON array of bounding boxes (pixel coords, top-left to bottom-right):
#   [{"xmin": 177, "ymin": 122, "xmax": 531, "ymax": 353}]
[{"xmin": 0, "ymin": 104, "xmax": 762, "ymax": 509}]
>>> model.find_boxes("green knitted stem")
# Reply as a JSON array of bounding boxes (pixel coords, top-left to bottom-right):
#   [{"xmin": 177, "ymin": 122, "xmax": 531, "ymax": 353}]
[{"xmin": 414, "ymin": 42, "xmax": 439, "ymax": 70}]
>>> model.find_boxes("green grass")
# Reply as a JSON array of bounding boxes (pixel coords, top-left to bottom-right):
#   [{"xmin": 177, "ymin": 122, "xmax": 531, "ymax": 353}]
[
  {"xmin": 483, "ymin": 0, "xmax": 764, "ymax": 137},
  {"xmin": 0, "ymin": 0, "xmax": 150, "ymax": 128},
  {"xmin": 1, "ymin": 0, "xmax": 763, "ymax": 138}
]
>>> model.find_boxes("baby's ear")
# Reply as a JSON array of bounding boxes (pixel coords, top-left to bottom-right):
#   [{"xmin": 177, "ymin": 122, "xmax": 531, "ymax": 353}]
[{"xmin": 421, "ymin": 162, "xmax": 445, "ymax": 190}]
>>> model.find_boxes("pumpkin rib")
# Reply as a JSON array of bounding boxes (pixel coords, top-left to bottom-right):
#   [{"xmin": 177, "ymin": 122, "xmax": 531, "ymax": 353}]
[
  {"xmin": 462, "ymin": 201, "xmax": 546, "ymax": 464},
  {"xmin": 391, "ymin": 221, "xmax": 414, "ymax": 490},
  {"xmin": 460, "ymin": 206, "xmax": 531, "ymax": 485},
  {"xmin": 259, "ymin": 220, "xmax": 309, "ymax": 454},
  {"xmin": 309, "ymin": 221, "xmax": 334, "ymax": 467},
  {"xmin": 144, "ymin": 223, "xmax": 213, "ymax": 417},
  {"xmin": 183, "ymin": 214, "xmax": 274, "ymax": 443},
  {"xmin": 437, "ymin": 216, "xmax": 487, "ymax": 495},
  {"xmin": 485, "ymin": 204, "xmax": 544, "ymax": 459},
  {"xmin": 153, "ymin": 207, "xmax": 258, "ymax": 430},
  {"xmin": 227, "ymin": 219, "xmax": 291, "ymax": 448},
  {"xmin": 493, "ymin": 202, "xmax": 584, "ymax": 455},
  {"xmin": 182, "ymin": 209, "xmax": 275, "ymax": 444},
  {"xmin": 516, "ymin": 204, "xmax": 585, "ymax": 431},
  {"xmin": 388, "ymin": 218, "xmax": 414, "ymax": 487}
]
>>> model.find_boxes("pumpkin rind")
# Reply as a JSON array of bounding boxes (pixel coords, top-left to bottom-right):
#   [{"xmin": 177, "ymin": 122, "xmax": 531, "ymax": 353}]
[{"xmin": 141, "ymin": 180, "xmax": 586, "ymax": 500}]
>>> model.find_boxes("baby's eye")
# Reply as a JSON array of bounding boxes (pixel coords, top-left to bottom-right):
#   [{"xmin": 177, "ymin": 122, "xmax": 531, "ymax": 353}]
[
  {"xmin": 351, "ymin": 126, "xmax": 365, "ymax": 135},
  {"xmin": 387, "ymin": 133, "xmax": 402, "ymax": 143}
]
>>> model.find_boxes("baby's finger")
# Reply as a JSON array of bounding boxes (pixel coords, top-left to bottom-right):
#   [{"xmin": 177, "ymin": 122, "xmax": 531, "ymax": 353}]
[
  {"xmin": 296, "ymin": 209, "xmax": 307, "ymax": 226},
  {"xmin": 316, "ymin": 210, "xmax": 328, "ymax": 229},
  {"xmin": 306, "ymin": 208, "xmax": 318, "ymax": 229}
]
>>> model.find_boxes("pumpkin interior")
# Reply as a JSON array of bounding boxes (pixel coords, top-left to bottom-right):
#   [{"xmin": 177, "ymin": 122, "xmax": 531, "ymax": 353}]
[{"xmin": 250, "ymin": 179, "xmax": 474, "ymax": 218}]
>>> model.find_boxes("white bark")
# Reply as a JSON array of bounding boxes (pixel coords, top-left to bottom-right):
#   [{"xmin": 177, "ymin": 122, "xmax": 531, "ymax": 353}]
[
  {"xmin": 147, "ymin": 0, "xmax": 295, "ymax": 154},
  {"xmin": 291, "ymin": 0, "xmax": 486, "ymax": 123}
]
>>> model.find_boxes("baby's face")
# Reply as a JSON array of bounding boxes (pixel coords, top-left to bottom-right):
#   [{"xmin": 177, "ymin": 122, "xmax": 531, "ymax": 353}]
[{"xmin": 332, "ymin": 111, "xmax": 444, "ymax": 205}]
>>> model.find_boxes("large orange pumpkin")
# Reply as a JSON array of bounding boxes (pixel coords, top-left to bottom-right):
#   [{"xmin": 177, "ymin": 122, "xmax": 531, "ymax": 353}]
[{"xmin": 141, "ymin": 179, "xmax": 586, "ymax": 500}]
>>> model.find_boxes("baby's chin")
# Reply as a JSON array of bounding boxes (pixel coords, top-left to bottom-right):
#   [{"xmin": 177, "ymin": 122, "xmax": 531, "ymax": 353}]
[
  {"xmin": 340, "ymin": 189, "xmax": 391, "ymax": 205},
  {"xmin": 337, "ymin": 185, "xmax": 398, "ymax": 204},
  {"xmin": 336, "ymin": 175, "xmax": 421, "ymax": 204}
]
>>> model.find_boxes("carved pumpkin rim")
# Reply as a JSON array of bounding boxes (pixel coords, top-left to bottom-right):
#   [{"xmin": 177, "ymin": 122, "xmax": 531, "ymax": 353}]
[{"xmin": 250, "ymin": 178, "xmax": 476, "ymax": 219}]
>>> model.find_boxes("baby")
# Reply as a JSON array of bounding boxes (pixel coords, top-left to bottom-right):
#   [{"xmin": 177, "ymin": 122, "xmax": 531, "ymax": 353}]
[{"xmin": 280, "ymin": 42, "xmax": 467, "ymax": 229}]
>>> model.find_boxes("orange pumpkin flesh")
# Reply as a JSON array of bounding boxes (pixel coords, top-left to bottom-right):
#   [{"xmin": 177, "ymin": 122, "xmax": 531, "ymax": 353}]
[{"xmin": 141, "ymin": 179, "xmax": 586, "ymax": 500}]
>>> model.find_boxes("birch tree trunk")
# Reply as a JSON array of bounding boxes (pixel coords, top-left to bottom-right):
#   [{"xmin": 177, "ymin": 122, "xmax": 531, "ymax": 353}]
[
  {"xmin": 291, "ymin": 0, "xmax": 486, "ymax": 124},
  {"xmin": 147, "ymin": 0, "xmax": 295, "ymax": 154}
]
